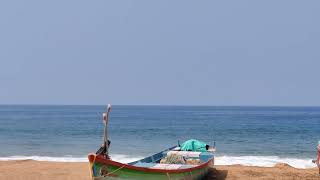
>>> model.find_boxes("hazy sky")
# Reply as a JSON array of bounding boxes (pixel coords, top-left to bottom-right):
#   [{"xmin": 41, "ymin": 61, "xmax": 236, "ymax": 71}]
[{"xmin": 0, "ymin": 1, "xmax": 319, "ymax": 106}]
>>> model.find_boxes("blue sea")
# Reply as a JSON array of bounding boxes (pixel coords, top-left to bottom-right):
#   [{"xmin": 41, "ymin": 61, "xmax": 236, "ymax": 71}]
[{"xmin": 0, "ymin": 105, "xmax": 319, "ymax": 168}]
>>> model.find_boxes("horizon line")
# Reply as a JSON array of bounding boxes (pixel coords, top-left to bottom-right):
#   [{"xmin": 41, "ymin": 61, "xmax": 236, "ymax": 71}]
[{"xmin": 1, "ymin": 103, "xmax": 320, "ymax": 108}]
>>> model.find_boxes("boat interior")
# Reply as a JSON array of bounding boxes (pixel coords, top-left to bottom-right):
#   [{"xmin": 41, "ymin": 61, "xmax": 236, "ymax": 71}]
[{"xmin": 127, "ymin": 146, "xmax": 214, "ymax": 170}]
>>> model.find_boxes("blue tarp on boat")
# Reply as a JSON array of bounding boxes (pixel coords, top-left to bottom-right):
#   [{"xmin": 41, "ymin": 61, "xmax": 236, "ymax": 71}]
[{"xmin": 180, "ymin": 139, "xmax": 208, "ymax": 152}]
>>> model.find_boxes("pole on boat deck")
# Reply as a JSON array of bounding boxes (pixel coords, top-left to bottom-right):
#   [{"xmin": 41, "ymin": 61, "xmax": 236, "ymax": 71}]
[{"xmin": 102, "ymin": 104, "xmax": 112, "ymax": 159}]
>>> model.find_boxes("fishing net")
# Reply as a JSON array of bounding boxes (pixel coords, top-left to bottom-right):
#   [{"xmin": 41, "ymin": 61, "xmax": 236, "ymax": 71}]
[
  {"xmin": 160, "ymin": 154, "xmax": 186, "ymax": 164},
  {"xmin": 185, "ymin": 158, "xmax": 201, "ymax": 165}
]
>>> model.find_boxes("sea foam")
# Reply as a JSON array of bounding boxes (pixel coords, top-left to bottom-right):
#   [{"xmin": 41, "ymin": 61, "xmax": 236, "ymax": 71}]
[
  {"xmin": 0, "ymin": 156, "xmax": 88, "ymax": 162},
  {"xmin": 0, "ymin": 154, "xmax": 143, "ymax": 163},
  {"xmin": 0, "ymin": 155, "xmax": 316, "ymax": 169},
  {"xmin": 215, "ymin": 156, "xmax": 317, "ymax": 169}
]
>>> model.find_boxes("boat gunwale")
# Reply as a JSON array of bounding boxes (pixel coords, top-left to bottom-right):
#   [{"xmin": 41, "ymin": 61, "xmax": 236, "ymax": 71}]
[{"xmin": 94, "ymin": 154, "xmax": 214, "ymax": 174}]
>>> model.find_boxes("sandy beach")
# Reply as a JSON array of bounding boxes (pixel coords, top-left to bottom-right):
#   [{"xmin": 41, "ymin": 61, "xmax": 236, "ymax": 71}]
[{"xmin": 0, "ymin": 161, "xmax": 318, "ymax": 180}]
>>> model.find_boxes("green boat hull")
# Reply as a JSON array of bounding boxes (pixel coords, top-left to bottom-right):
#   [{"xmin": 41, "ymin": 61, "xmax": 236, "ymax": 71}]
[{"xmin": 91, "ymin": 161, "xmax": 212, "ymax": 180}]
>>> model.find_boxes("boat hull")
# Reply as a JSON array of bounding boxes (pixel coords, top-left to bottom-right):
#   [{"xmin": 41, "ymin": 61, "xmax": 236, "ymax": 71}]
[{"xmin": 89, "ymin": 154, "xmax": 214, "ymax": 180}]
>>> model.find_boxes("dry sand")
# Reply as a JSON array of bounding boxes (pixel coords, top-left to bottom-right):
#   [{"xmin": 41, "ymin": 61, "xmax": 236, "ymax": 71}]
[{"xmin": 0, "ymin": 161, "xmax": 319, "ymax": 180}]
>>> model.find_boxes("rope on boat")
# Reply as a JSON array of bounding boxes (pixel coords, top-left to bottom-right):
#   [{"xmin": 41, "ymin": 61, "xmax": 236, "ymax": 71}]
[
  {"xmin": 166, "ymin": 172, "xmax": 171, "ymax": 180},
  {"xmin": 106, "ymin": 164, "xmax": 126, "ymax": 176}
]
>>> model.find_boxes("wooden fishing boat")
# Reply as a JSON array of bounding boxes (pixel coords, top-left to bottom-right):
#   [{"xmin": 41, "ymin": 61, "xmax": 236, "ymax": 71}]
[{"xmin": 88, "ymin": 145, "xmax": 215, "ymax": 180}]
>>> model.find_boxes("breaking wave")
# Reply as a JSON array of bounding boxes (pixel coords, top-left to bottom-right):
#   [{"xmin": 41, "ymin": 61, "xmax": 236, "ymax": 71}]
[
  {"xmin": 215, "ymin": 156, "xmax": 316, "ymax": 169},
  {"xmin": 0, "ymin": 155, "xmax": 316, "ymax": 169},
  {"xmin": 0, "ymin": 154, "xmax": 143, "ymax": 163}
]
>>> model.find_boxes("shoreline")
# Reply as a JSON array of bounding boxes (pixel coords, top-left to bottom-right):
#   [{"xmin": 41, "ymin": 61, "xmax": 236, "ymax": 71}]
[
  {"xmin": 0, "ymin": 160, "xmax": 318, "ymax": 180},
  {"xmin": 0, "ymin": 155, "xmax": 316, "ymax": 169}
]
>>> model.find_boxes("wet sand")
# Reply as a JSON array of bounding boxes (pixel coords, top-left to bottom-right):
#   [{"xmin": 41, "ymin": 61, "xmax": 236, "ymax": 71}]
[{"xmin": 0, "ymin": 161, "xmax": 319, "ymax": 180}]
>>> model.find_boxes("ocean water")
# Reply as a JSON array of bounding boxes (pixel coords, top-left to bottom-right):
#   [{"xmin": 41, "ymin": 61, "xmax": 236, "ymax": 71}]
[{"xmin": 0, "ymin": 105, "xmax": 319, "ymax": 168}]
